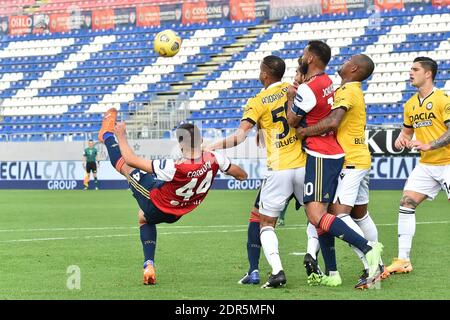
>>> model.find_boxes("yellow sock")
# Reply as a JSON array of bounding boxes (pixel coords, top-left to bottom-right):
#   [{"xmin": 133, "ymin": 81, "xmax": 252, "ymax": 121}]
[{"xmin": 83, "ymin": 174, "xmax": 89, "ymax": 187}]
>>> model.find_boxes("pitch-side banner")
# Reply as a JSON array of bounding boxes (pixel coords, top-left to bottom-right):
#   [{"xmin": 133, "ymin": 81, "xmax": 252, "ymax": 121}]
[
  {"xmin": 136, "ymin": 6, "xmax": 161, "ymax": 27},
  {"xmin": 432, "ymin": 0, "xmax": 450, "ymax": 5},
  {"xmin": 374, "ymin": 0, "xmax": 404, "ymax": 10},
  {"xmin": 0, "ymin": 157, "xmax": 419, "ymax": 190}
]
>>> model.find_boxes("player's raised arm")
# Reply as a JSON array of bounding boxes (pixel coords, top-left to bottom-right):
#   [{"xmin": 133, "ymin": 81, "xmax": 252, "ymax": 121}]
[
  {"xmin": 114, "ymin": 121, "xmax": 153, "ymax": 174},
  {"xmin": 205, "ymin": 119, "xmax": 254, "ymax": 151},
  {"xmin": 287, "ymin": 83, "xmax": 318, "ymax": 128},
  {"xmin": 224, "ymin": 164, "xmax": 248, "ymax": 181},
  {"xmin": 209, "ymin": 150, "xmax": 248, "ymax": 180}
]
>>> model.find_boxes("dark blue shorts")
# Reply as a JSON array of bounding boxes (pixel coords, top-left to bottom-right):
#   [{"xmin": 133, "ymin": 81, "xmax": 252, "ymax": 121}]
[
  {"xmin": 304, "ymin": 154, "xmax": 344, "ymax": 204},
  {"xmin": 128, "ymin": 169, "xmax": 180, "ymax": 224}
]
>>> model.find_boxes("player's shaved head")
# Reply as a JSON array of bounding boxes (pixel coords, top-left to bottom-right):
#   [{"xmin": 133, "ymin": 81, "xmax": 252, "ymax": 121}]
[
  {"xmin": 176, "ymin": 123, "xmax": 202, "ymax": 149},
  {"xmin": 261, "ymin": 55, "xmax": 286, "ymax": 80},
  {"xmin": 338, "ymin": 54, "xmax": 374, "ymax": 83},
  {"xmin": 353, "ymin": 54, "xmax": 375, "ymax": 81}
]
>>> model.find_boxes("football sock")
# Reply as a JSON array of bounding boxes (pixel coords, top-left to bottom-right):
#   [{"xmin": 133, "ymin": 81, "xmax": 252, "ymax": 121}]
[
  {"xmin": 306, "ymin": 222, "xmax": 320, "ymax": 260},
  {"xmin": 102, "ymin": 132, "xmax": 114, "ymax": 142},
  {"xmin": 83, "ymin": 174, "xmax": 89, "ymax": 187},
  {"xmin": 260, "ymin": 226, "xmax": 282, "ymax": 274},
  {"xmin": 398, "ymin": 206, "xmax": 416, "ymax": 260},
  {"xmin": 104, "ymin": 136, "xmax": 124, "ymax": 171},
  {"xmin": 319, "ymin": 213, "xmax": 372, "ymax": 255},
  {"xmin": 94, "ymin": 177, "xmax": 98, "ymax": 187},
  {"xmin": 140, "ymin": 223, "xmax": 157, "ymax": 262},
  {"xmin": 353, "ymin": 211, "xmax": 378, "ymax": 242},
  {"xmin": 317, "ymin": 228, "xmax": 337, "ymax": 273},
  {"xmin": 247, "ymin": 221, "xmax": 261, "ymax": 274},
  {"xmin": 338, "ymin": 214, "xmax": 369, "ymax": 270}
]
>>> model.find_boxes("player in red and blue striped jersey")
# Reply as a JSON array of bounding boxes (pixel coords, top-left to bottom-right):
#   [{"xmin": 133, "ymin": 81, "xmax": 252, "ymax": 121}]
[{"xmin": 286, "ymin": 41, "xmax": 384, "ymax": 283}]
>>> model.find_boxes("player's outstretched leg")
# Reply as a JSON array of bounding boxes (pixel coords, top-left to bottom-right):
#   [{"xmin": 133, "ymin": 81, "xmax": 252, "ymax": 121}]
[
  {"xmin": 139, "ymin": 210, "xmax": 157, "ymax": 285},
  {"xmin": 97, "ymin": 108, "xmax": 130, "ymax": 176},
  {"xmin": 238, "ymin": 210, "xmax": 261, "ymax": 285},
  {"xmin": 309, "ymin": 208, "xmax": 383, "ymax": 280}
]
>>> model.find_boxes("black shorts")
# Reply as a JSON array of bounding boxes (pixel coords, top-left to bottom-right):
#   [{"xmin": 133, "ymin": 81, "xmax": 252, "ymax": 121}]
[
  {"xmin": 86, "ymin": 162, "xmax": 97, "ymax": 173},
  {"xmin": 128, "ymin": 169, "xmax": 180, "ymax": 224},
  {"xmin": 304, "ymin": 154, "xmax": 344, "ymax": 204}
]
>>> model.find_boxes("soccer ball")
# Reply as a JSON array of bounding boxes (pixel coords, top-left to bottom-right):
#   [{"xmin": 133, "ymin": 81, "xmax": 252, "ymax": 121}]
[{"xmin": 153, "ymin": 29, "xmax": 182, "ymax": 57}]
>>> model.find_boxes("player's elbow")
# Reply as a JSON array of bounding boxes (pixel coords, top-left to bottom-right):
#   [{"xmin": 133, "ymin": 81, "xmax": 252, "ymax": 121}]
[{"xmin": 330, "ymin": 119, "xmax": 340, "ymax": 132}]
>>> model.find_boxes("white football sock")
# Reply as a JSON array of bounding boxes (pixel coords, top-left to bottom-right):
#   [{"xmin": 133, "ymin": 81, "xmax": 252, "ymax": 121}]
[
  {"xmin": 354, "ymin": 211, "xmax": 383, "ymax": 266},
  {"xmin": 353, "ymin": 211, "xmax": 379, "ymax": 242},
  {"xmin": 338, "ymin": 213, "xmax": 369, "ymax": 270},
  {"xmin": 306, "ymin": 222, "xmax": 320, "ymax": 260},
  {"xmin": 398, "ymin": 206, "xmax": 416, "ymax": 260},
  {"xmin": 260, "ymin": 226, "xmax": 283, "ymax": 275}
]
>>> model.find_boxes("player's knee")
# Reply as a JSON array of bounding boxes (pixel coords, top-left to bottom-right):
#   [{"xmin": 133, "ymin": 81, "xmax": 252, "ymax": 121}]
[
  {"xmin": 138, "ymin": 210, "xmax": 147, "ymax": 225},
  {"xmin": 400, "ymin": 195, "xmax": 419, "ymax": 209},
  {"xmin": 259, "ymin": 214, "xmax": 277, "ymax": 228},
  {"xmin": 249, "ymin": 209, "xmax": 260, "ymax": 223}
]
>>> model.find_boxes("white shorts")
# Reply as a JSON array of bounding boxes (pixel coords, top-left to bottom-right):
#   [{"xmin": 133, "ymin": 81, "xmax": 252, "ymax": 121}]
[
  {"xmin": 333, "ymin": 168, "xmax": 370, "ymax": 206},
  {"xmin": 259, "ymin": 167, "xmax": 305, "ymax": 218},
  {"xmin": 404, "ymin": 163, "xmax": 450, "ymax": 200}
]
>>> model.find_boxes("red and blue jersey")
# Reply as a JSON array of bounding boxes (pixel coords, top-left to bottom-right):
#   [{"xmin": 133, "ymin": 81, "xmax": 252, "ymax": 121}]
[
  {"xmin": 291, "ymin": 73, "xmax": 344, "ymax": 158},
  {"xmin": 150, "ymin": 151, "xmax": 231, "ymax": 216}
]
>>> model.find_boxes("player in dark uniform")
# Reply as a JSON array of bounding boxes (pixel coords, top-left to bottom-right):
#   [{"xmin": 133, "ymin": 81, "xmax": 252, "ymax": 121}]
[
  {"xmin": 83, "ymin": 139, "xmax": 99, "ymax": 190},
  {"xmin": 98, "ymin": 108, "xmax": 247, "ymax": 285}
]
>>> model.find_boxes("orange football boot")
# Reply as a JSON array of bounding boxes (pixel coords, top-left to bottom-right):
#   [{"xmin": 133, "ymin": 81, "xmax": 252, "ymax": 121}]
[
  {"xmin": 143, "ymin": 260, "xmax": 157, "ymax": 285},
  {"xmin": 385, "ymin": 258, "xmax": 413, "ymax": 275},
  {"xmin": 98, "ymin": 108, "xmax": 118, "ymax": 143}
]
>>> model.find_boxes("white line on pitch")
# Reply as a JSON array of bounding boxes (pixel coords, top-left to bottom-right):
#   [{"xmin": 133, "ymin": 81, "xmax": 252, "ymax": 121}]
[
  {"xmin": 0, "ymin": 220, "xmax": 448, "ymax": 234},
  {"xmin": 0, "ymin": 227, "xmax": 301, "ymax": 243},
  {"xmin": 289, "ymin": 252, "xmax": 307, "ymax": 256},
  {"xmin": 0, "ymin": 221, "xmax": 448, "ymax": 243}
]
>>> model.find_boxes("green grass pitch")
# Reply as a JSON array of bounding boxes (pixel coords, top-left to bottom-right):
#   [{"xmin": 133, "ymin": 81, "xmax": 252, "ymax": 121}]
[{"xmin": 0, "ymin": 189, "xmax": 448, "ymax": 300}]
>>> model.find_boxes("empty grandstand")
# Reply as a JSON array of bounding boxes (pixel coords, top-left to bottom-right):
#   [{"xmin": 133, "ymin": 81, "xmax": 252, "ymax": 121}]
[{"xmin": 0, "ymin": 0, "xmax": 449, "ymax": 142}]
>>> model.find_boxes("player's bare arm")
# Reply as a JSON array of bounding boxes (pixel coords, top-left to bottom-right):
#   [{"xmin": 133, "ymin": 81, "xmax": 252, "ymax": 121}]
[
  {"xmin": 297, "ymin": 107, "xmax": 347, "ymax": 140},
  {"xmin": 224, "ymin": 164, "xmax": 248, "ymax": 181},
  {"xmin": 114, "ymin": 122, "xmax": 153, "ymax": 174},
  {"xmin": 205, "ymin": 120, "xmax": 254, "ymax": 151},
  {"xmin": 286, "ymin": 85, "xmax": 303, "ymax": 128},
  {"xmin": 408, "ymin": 122, "xmax": 450, "ymax": 151},
  {"xmin": 394, "ymin": 127, "xmax": 414, "ymax": 150}
]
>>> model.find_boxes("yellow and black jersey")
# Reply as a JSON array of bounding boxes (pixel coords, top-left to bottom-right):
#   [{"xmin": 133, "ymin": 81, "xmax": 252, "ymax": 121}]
[
  {"xmin": 241, "ymin": 81, "xmax": 306, "ymax": 170},
  {"xmin": 404, "ymin": 89, "xmax": 450, "ymax": 165},
  {"xmin": 332, "ymin": 82, "xmax": 371, "ymax": 169}
]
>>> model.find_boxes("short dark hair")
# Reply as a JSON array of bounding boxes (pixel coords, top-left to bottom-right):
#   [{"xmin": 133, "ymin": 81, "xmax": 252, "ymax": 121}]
[
  {"xmin": 176, "ymin": 123, "xmax": 201, "ymax": 148},
  {"xmin": 355, "ymin": 54, "xmax": 375, "ymax": 81},
  {"xmin": 88, "ymin": 139, "xmax": 93, "ymax": 142},
  {"xmin": 307, "ymin": 40, "xmax": 331, "ymax": 66},
  {"xmin": 262, "ymin": 55, "xmax": 286, "ymax": 80},
  {"xmin": 413, "ymin": 56, "xmax": 438, "ymax": 80}
]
